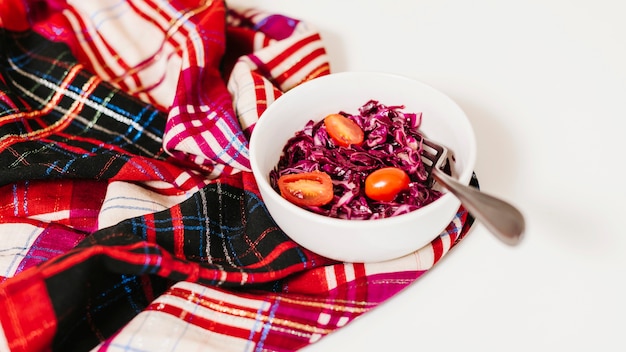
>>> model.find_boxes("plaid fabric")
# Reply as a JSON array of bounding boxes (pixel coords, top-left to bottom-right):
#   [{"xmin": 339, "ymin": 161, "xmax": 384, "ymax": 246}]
[{"xmin": 0, "ymin": 1, "xmax": 476, "ymax": 351}]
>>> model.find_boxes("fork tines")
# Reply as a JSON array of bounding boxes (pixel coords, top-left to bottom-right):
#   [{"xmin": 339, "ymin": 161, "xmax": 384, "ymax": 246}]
[{"xmin": 421, "ymin": 137, "xmax": 447, "ymax": 168}]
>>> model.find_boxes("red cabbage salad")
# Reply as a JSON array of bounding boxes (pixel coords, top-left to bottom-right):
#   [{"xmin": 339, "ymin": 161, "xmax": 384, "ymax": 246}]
[{"xmin": 269, "ymin": 100, "xmax": 443, "ymax": 220}]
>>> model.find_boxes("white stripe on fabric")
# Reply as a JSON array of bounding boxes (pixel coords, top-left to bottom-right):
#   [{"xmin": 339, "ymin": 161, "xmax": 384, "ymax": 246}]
[
  {"xmin": 95, "ymin": 310, "xmax": 254, "ymax": 352},
  {"xmin": 263, "ymin": 77, "xmax": 280, "ymax": 107},
  {"xmin": 155, "ymin": 292, "xmax": 266, "ymax": 333},
  {"xmin": 253, "ymin": 31, "xmax": 272, "ymax": 51},
  {"xmin": 176, "ymin": 281, "xmax": 271, "ymax": 313},
  {"xmin": 280, "ymin": 54, "xmax": 328, "ymax": 90},
  {"xmin": 28, "ymin": 210, "xmax": 71, "ymax": 224},
  {"xmin": 140, "ymin": 178, "xmax": 208, "ymax": 194},
  {"xmin": 227, "ymin": 66, "xmax": 257, "ymax": 128},
  {"xmin": 0, "ymin": 327, "xmax": 10, "ymax": 352},
  {"xmin": 172, "ymin": 172, "xmax": 193, "ymax": 189},
  {"xmin": 0, "ymin": 223, "xmax": 42, "ymax": 279},
  {"xmin": 97, "ymin": 181, "xmax": 192, "ymax": 229},
  {"xmin": 268, "ymin": 38, "xmax": 325, "ymax": 75},
  {"xmin": 324, "ymin": 265, "xmax": 338, "ymax": 290},
  {"xmin": 344, "ymin": 264, "xmax": 356, "ymax": 283},
  {"xmin": 337, "ymin": 316, "xmax": 349, "ymax": 327}
]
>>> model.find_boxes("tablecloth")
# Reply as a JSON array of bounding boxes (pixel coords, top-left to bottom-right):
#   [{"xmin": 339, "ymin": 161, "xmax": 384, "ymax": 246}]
[{"xmin": 0, "ymin": 1, "xmax": 476, "ymax": 350}]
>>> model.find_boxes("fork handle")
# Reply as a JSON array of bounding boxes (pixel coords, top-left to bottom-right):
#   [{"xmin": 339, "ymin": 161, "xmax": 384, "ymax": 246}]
[{"xmin": 432, "ymin": 169, "xmax": 525, "ymax": 245}]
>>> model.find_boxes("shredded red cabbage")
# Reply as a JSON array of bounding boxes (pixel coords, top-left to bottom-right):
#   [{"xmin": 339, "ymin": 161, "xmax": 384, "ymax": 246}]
[{"xmin": 270, "ymin": 100, "xmax": 442, "ymax": 220}]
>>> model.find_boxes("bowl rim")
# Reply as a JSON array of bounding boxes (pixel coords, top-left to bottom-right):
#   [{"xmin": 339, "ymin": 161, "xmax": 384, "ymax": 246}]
[{"xmin": 249, "ymin": 71, "xmax": 476, "ymax": 228}]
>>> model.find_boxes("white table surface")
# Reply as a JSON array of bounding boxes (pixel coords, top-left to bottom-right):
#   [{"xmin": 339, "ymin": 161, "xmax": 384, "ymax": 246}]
[{"xmin": 227, "ymin": 1, "xmax": 626, "ymax": 350}]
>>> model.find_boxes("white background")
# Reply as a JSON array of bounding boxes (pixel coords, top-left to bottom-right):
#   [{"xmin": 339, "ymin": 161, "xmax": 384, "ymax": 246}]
[{"xmin": 227, "ymin": 1, "xmax": 626, "ymax": 350}]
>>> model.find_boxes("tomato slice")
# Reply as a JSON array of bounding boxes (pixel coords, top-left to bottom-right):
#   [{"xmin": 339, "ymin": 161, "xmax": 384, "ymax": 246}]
[
  {"xmin": 324, "ymin": 113, "xmax": 364, "ymax": 147},
  {"xmin": 364, "ymin": 167, "xmax": 410, "ymax": 202},
  {"xmin": 277, "ymin": 171, "xmax": 334, "ymax": 207}
]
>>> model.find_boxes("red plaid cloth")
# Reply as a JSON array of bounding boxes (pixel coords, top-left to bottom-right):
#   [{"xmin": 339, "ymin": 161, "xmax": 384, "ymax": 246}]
[{"xmin": 0, "ymin": 1, "xmax": 476, "ymax": 351}]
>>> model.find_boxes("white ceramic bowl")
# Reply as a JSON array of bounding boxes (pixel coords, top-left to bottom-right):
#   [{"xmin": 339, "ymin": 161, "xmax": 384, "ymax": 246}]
[{"xmin": 249, "ymin": 72, "xmax": 476, "ymax": 263}]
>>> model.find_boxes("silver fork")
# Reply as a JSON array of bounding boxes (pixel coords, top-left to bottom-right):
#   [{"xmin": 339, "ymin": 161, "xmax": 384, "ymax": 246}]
[{"xmin": 421, "ymin": 137, "xmax": 525, "ymax": 246}]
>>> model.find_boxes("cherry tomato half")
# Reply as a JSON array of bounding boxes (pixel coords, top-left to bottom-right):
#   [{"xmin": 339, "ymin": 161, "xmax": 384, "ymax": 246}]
[
  {"xmin": 364, "ymin": 167, "xmax": 410, "ymax": 202},
  {"xmin": 277, "ymin": 171, "xmax": 334, "ymax": 207},
  {"xmin": 324, "ymin": 113, "xmax": 364, "ymax": 147}
]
